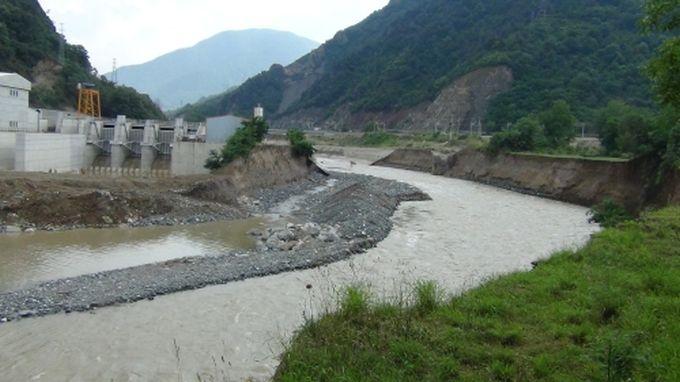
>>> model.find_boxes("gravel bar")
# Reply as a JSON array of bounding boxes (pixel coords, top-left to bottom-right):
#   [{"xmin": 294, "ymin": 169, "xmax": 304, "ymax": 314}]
[{"xmin": 0, "ymin": 173, "xmax": 428, "ymax": 323}]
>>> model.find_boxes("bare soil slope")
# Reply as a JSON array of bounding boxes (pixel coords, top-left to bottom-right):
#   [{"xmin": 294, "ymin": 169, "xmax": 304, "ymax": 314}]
[{"xmin": 0, "ymin": 145, "xmax": 316, "ymax": 231}]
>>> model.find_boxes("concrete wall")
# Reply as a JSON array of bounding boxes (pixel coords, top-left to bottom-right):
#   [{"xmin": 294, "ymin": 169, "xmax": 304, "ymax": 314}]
[
  {"xmin": 58, "ymin": 117, "xmax": 90, "ymax": 134},
  {"xmin": 14, "ymin": 133, "xmax": 87, "ymax": 173},
  {"xmin": 0, "ymin": 132, "xmax": 16, "ymax": 170},
  {"xmin": 206, "ymin": 115, "xmax": 243, "ymax": 143},
  {"xmin": 82, "ymin": 145, "xmax": 100, "ymax": 168},
  {"xmin": 171, "ymin": 141, "xmax": 223, "ymax": 176}
]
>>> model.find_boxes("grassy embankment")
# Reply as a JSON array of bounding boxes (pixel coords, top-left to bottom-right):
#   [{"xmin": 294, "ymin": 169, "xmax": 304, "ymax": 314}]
[
  {"xmin": 308, "ymin": 131, "xmax": 486, "ymax": 152},
  {"xmin": 307, "ymin": 131, "xmax": 626, "ymax": 162},
  {"xmin": 276, "ymin": 207, "xmax": 680, "ymax": 381}
]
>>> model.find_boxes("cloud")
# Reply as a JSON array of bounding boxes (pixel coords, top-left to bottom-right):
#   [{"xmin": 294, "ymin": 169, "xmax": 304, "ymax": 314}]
[{"xmin": 38, "ymin": 0, "xmax": 389, "ymax": 73}]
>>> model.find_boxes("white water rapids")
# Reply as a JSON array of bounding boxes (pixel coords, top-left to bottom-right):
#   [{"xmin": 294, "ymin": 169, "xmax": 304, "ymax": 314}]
[{"xmin": 0, "ymin": 156, "xmax": 599, "ymax": 381}]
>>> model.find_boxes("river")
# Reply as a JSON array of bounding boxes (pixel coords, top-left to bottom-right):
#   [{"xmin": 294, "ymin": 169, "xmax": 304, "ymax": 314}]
[
  {"xmin": 0, "ymin": 156, "xmax": 599, "ymax": 381},
  {"xmin": 0, "ymin": 219, "xmax": 263, "ymax": 293}
]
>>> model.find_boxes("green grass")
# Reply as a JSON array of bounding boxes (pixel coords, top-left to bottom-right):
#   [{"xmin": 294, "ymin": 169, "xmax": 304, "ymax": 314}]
[
  {"xmin": 275, "ymin": 207, "xmax": 680, "ymax": 381},
  {"xmin": 309, "ymin": 132, "xmax": 486, "ymax": 151},
  {"xmin": 512, "ymin": 151, "xmax": 630, "ymax": 163}
]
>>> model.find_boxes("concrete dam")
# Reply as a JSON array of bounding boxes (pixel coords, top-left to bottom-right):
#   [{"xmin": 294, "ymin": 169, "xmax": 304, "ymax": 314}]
[
  {"xmin": 0, "ymin": 115, "xmax": 227, "ymax": 177},
  {"xmin": 0, "ymin": 72, "xmax": 229, "ymax": 176}
]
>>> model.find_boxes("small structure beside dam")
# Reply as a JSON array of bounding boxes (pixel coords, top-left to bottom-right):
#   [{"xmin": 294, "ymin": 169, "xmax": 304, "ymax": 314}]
[{"xmin": 0, "ymin": 72, "xmax": 238, "ymax": 176}]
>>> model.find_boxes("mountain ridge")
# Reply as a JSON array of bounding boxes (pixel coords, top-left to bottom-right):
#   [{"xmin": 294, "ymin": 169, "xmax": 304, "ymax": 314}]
[
  {"xmin": 107, "ymin": 29, "xmax": 319, "ymax": 110},
  {"xmin": 177, "ymin": 0, "xmax": 660, "ymax": 132}
]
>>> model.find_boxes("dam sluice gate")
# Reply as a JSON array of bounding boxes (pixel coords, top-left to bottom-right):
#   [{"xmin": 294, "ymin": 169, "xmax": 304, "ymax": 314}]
[{"xmin": 0, "ymin": 115, "xmax": 211, "ymax": 177}]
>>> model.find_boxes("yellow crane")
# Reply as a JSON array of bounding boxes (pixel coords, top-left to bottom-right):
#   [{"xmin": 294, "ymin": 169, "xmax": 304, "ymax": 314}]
[{"xmin": 77, "ymin": 82, "xmax": 101, "ymax": 118}]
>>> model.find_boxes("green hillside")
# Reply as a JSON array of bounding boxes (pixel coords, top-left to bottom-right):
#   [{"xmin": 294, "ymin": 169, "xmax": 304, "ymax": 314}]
[
  {"xmin": 179, "ymin": 0, "xmax": 661, "ymax": 130},
  {"xmin": 0, "ymin": 0, "xmax": 164, "ymax": 119}
]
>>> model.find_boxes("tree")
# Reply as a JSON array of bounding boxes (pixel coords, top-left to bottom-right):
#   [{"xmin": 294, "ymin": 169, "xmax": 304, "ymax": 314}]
[
  {"xmin": 539, "ymin": 100, "xmax": 576, "ymax": 147},
  {"xmin": 664, "ymin": 124, "xmax": 680, "ymax": 168},
  {"xmin": 287, "ymin": 129, "xmax": 316, "ymax": 159},
  {"xmin": 204, "ymin": 118, "xmax": 270, "ymax": 170},
  {"xmin": 595, "ymin": 101, "xmax": 654, "ymax": 155},
  {"xmin": 642, "ymin": 0, "xmax": 680, "ymax": 109},
  {"xmin": 642, "ymin": 1, "xmax": 680, "ymax": 169}
]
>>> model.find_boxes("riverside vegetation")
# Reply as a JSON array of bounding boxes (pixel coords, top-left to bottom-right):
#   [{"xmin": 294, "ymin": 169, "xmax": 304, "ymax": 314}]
[
  {"xmin": 205, "ymin": 118, "xmax": 270, "ymax": 170},
  {"xmin": 275, "ymin": 206, "xmax": 680, "ymax": 381},
  {"xmin": 206, "ymin": 118, "xmax": 315, "ymax": 170},
  {"xmin": 489, "ymin": 0, "xmax": 680, "ymax": 170},
  {"xmin": 275, "ymin": 1, "xmax": 680, "ymax": 379}
]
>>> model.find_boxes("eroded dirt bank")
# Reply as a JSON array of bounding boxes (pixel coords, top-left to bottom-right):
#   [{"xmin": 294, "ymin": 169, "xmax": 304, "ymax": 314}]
[
  {"xmin": 0, "ymin": 145, "xmax": 314, "ymax": 233},
  {"xmin": 374, "ymin": 148, "xmax": 680, "ymax": 210}
]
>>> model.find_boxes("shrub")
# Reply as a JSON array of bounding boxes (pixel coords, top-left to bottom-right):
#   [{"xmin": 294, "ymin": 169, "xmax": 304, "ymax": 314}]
[
  {"xmin": 340, "ymin": 287, "xmax": 369, "ymax": 317},
  {"xmin": 287, "ymin": 129, "xmax": 316, "ymax": 159},
  {"xmin": 539, "ymin": 100, "xmax": 577, "ymax": 148},
  {"xmin": 588, "ymin": 199, "xmax": 633, "ymax": 228},
  {"xmin": 414, "ymin": 281, "xmax": 442, "ymax": 315},
  {"xmin": 204, "ymin": 149, "xmax": 224, "ymax": 170},
  {"xmin": 488, "ymin": 115, "xmax": 544, "ymax": 153},
  {"xmin": 204, "ymin": 117, "xmax": 269, "ymax": 170}
]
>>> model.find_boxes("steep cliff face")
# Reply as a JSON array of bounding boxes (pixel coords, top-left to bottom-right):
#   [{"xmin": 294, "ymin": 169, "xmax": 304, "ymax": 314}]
[
  {"xmin": 399, "ymin": 67, "xmax": 514, "ymax": 132},
  {"xmin": 272, "ymin": 66, "xmax": 513, "ymax": 132}
]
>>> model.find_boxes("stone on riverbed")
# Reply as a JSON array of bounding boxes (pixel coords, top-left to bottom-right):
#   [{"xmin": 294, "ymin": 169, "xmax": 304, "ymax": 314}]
[
  {"xmin": 302, "ymin": 222, "xmax": 321, "ymax": 237},
  {"xmin": 4, "ymin": 225, "xmax": 21, "ymax": 234}
]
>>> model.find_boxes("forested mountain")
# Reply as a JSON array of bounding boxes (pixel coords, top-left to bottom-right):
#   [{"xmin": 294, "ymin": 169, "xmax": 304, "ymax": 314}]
[
  {"xmin": 0, "ymin": 0, "xmax": 164, "ymax": 119},
  {"xmin": 177, "ymin": 0, "xmax": 661, "ymax": 132},
  {"xmin": 107, "ymin": 30, "xmax": 318, "ymax": 110}
]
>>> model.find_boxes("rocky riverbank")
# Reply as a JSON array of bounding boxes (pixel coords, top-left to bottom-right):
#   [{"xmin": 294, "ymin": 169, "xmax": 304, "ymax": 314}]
[{"xmin": 0, "ymin": 172, "xmax": 429, "ymax": 323}]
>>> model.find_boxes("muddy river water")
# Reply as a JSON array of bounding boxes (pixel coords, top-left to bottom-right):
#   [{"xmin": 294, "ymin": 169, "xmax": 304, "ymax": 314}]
[
  {"xmin": 0, "ymin": 157, "xmax": 599, "ymax": 381},
  {"xmin": 0, "ymin": 219, "xmax": 263, "ymax": 293}
]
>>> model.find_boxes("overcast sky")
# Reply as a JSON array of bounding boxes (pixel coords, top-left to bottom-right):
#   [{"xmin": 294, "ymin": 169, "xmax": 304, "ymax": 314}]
[{"xmin": 37, "ymin": 0, "xmax": 389, "ymax": 74}]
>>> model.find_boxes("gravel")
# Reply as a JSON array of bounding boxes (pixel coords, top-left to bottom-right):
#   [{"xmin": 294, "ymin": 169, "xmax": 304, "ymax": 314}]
[{"xmin": 0, "ymin": 172, "xmax": 429, "ymax": 323}]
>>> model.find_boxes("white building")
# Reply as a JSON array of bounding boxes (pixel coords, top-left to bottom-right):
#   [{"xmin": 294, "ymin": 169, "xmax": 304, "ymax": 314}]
[
  {"xmin": 254, "ymin": 104, "xmax": 264, "ymax": 119},
  {"xmin": 0, "ymin": 72, "xmax": 38, "ymax": 132}
]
